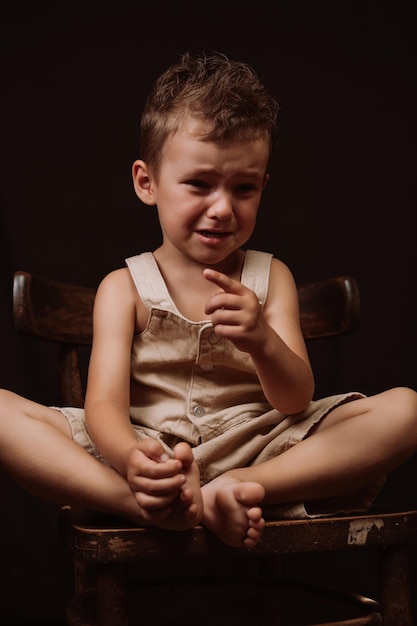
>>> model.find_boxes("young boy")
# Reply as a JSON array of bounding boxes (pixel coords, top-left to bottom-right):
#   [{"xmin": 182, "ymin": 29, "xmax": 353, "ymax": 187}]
[{"xmin": 1, "ymin": 52, "xmax": 416, "ymax": 549}]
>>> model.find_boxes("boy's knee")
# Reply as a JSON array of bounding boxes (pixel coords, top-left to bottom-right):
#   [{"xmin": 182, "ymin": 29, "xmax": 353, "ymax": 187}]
[
  {"xmin": 388, "ymin": 386, "xmax": 417, "ymax": 413},
  {"xmin": 0, "ymin": 388, "xmax": 15, "ymax": 405},
  {"xmin": 0, "ymin": 389, "xmax": 22, "ymax": 415},
  {"xmin": 387, "ymin": 387, "xmax": 417, "ymax": 448}
]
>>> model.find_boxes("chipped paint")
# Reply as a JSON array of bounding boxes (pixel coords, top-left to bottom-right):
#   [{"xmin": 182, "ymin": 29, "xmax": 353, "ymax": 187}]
[{"xmin": 348, "ymin": 518, "xmax": 384, "ymax": 545}]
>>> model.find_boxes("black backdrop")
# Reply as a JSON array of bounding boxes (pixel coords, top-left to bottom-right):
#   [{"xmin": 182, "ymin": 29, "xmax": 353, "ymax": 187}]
[{"xmin": 2, "ymin": 1, "xmax": 416, "ymax": 623}]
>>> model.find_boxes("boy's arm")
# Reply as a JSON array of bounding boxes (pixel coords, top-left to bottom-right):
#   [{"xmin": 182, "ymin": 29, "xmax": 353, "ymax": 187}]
[
  {"xmin": 84, "ymin": 270, "xmax": 183, "ymax": 492},
  {"xmin": 204, "ymin": 259, "xmax": 314, "ymax": 415},
  {"xmin": 84, "ymin": 268, "xmax": 142, "ymax": 476}
]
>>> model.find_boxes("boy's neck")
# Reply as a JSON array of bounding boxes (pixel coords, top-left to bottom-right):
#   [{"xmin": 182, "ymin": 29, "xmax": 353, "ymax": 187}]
[
  {"xmin": 153, "ymin": 246, "xmax": 245, "ymax": 277},
  {"xmin": 152, "ymin": 247, "xmax": 246, "ymax": 322}
]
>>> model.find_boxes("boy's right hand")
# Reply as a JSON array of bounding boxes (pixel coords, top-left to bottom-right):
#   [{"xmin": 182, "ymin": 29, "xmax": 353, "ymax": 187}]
[{"xmin": 125, "ymin": 438, "xmax": 186, "ymax": 523}]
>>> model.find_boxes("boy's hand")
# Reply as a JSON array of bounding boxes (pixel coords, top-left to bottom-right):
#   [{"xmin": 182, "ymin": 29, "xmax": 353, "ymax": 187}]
[
  {"xmin": 126, "ymin": 438, "xmax": 186, "ymax": 524},
  {"xmin": 203, "ymin": 267, "xmax": 269, "ymax": 353}
]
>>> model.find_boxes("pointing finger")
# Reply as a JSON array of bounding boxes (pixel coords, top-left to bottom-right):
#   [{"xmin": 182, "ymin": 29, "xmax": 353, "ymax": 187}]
[{"xmin": 203, "ymin": 268, "xmax": 242, "ymax": 294}]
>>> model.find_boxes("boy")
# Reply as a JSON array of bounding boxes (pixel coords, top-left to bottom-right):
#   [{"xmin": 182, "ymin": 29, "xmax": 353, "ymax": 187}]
[{"xmin": 1, "ymin": 52, "xmax": 416, "ymax": 549}]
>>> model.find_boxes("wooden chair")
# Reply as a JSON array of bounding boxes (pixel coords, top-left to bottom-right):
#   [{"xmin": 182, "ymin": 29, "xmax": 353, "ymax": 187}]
[{"xmin": 13, "ymin": 270, "xmax": 417, "ymax": 626}]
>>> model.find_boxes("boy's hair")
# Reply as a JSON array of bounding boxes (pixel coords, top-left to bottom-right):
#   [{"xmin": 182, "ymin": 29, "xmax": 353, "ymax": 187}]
[{"xmin": 140, "ymin": 52, "xmax": 279, "ymax": 178}]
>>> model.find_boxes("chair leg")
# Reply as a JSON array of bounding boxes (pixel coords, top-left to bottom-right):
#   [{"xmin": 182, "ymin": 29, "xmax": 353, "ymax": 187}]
[
  {"xmin": 378, "ymin": 543, "xmax": 414, "ymax": 626},
  {"xmin": 259, "ymin": 554, "xmax": 283, "ymax": 625},
  {"xmin": 74, "ymin": 558, "xmax": 95, "ymax": 596},
  {"xmin": 96, "ymin": 563, "xmax": 130, "ymax": 626}
]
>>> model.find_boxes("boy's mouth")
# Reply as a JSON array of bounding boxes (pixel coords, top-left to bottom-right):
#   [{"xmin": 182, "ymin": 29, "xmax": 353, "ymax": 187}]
[{"xmin": 198, "ymin": 230, "xmax": 229, "ymax": 239}]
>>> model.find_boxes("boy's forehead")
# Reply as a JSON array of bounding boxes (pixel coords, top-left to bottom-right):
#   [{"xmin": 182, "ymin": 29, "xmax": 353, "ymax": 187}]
[{"xmin": 161, "ymin": 122, "xmax": 270, "ymax": 176}]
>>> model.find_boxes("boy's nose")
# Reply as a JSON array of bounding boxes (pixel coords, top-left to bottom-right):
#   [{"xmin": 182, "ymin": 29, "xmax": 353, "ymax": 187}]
[{"xmin": 207, "ymin": 193, "xmax": 233, "ymax": 220}]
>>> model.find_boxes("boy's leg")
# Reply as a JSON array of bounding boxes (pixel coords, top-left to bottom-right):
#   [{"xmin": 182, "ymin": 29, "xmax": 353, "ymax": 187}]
[
  {"xmin": 221, "ymin": 387, "xmax": 417, "ymax": 505},
  {"xmin": 201, "ymin": 387, "xmax": 417, "ymax": 547},
  {"xmin": 0, "ymin": 390, "xmax": 201, "ymax": 528},
  {"xmin": 0, "ymin": 389, "xmax": 145, "ymax": 520}
]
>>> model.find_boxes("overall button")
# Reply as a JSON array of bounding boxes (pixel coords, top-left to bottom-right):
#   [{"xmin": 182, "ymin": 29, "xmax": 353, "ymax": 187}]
[
  {"xmin": 193, "ymin": 405, "xmax": 205, "ymax": 417},
  {"xmin": 200, "ymin": 363, "xmax": 213, "ymax": 372},
  {"xmin": 208, "ymin": 331, "xmax": 219, "ymax": 345}
]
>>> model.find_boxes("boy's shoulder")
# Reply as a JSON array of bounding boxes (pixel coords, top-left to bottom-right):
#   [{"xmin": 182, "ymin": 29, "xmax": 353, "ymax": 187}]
[{"xmin": 97, "ymin": 266, "xmax": 137, "ymax": 300}]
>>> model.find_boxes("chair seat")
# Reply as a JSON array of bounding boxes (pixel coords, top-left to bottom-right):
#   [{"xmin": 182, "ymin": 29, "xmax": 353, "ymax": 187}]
[
  {"xmin": 61, "ymin": 507, "xmax": 417, "ymax": 626},
  {"xmin": 62, "ymin": 507, "xmax": 417, "ymax": 561}
]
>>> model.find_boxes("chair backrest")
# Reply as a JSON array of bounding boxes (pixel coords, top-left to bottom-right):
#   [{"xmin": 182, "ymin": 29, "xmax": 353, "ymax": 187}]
[
  {"xmin": 13, "ymin": 271, "xmax": 360, "ymax": 407},
  {"xmin": 13, "ymin": 272, "xmax": 95, "ymax": 407}
]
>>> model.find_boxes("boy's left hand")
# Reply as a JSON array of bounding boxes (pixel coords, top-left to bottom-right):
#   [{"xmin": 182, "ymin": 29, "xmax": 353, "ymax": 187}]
[{"xmin": 203, "ymin": 267, "xmax": 269, "ymax": 353}]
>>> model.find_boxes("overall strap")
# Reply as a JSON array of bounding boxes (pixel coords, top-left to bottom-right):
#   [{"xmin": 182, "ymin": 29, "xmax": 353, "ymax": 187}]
[
  {"xmin": 241, "ymin": 250, "xmax": 273, "ymax": 307},
  {"xmin": 125, "ymin": 253, "xmax": 178, "ymax": 313}
]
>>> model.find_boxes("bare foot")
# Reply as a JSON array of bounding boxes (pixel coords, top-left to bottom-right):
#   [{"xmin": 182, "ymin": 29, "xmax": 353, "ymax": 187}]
[
  {"xmin": 202, "ymin": 475, "xmax": 265, "ymax": 548},
  {"xmin": 155, "ymin": 442, "xmax": 204, "ymax": 531}
]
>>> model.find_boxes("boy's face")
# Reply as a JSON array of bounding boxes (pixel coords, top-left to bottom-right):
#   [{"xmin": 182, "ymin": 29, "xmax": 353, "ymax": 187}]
[{"xmin": 134, "ymin": 118, "xmax": 270, "ymax": 268}]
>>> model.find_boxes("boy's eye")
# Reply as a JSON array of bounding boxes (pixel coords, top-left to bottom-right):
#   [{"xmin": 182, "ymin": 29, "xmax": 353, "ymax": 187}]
[
  {"xmin": 236, "ymin": 183, "xmax": 257, "ymax": 193},
  {"xmin": 186, "ymin": 179, "xmax": 209, "ymax": 189}
]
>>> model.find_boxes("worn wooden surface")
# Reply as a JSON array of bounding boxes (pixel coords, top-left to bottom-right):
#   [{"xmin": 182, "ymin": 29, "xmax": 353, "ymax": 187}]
[{"xmin": 62, "ymin": 508, "xmax": 417, "ymax": 564}]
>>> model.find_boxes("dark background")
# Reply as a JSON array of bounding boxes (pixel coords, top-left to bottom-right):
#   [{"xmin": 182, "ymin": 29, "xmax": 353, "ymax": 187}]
[{"xmin": 1, "ymin": 1, "xmax": 416, "ymax": 623}]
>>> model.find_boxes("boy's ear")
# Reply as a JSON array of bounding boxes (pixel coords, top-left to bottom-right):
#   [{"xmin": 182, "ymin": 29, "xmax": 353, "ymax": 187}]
[
  {"xmin": 132, "ymin": 160, "xmax": 157, "ymax": 205},
  {"xmin": 262, "ymin": 172, "xmax": 270, "ymax": 190}
]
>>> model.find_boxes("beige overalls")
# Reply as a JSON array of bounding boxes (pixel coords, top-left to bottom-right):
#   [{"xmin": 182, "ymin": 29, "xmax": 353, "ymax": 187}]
[{"xmin": 58, "ymin": 250, "xmax": 382, "ymax": 518}]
